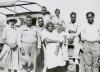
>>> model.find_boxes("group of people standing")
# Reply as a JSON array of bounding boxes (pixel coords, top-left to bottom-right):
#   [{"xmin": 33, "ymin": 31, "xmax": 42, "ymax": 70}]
[{"xmin": 0, "ymin": 6, "xmax": 100, "ymax": 72}]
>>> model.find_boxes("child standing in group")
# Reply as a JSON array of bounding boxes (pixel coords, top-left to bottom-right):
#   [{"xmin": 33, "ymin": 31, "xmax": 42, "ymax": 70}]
[{"xmin": 57, "ymin": 26, "xmax": 69, "ymax": 62}]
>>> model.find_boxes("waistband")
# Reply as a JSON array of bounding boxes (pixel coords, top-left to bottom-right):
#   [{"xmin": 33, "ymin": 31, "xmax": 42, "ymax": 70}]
[
  {"xmin": 69, "ymin": 31, "xmax": 76, "ymax": 33},
  {"xmin": 22, "ymin": 41, "xmax": 37, "ymax": 44},
  {"xmin": 84, "ymin": 40, "xmax": 99, "ymax": 44},
  {"xmin": 84, "ymin": 41, "xmax": 100, "ymax": 50}
]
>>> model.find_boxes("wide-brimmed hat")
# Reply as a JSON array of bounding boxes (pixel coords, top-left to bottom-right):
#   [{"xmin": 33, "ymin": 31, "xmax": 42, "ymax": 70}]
[{"xmin": 7, "ymin": 19, "xmax": 17, "ymax": 24}]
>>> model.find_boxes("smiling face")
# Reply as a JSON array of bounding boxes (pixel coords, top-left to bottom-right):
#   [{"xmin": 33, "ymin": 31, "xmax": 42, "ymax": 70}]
[
  {"xmin": 55, "ymin": 10, "xmax": 60, "ymax": 17},
  {"xmin": 46, "ymin": 23, "xmax": 54, "ymax": 32},
  {"xmin": 70, "ymin": 13, "xmax": 76, "ymax": 23},
  {"xmin": 86, "ymin": 13, "xmax": 94, "ymax": 24}
]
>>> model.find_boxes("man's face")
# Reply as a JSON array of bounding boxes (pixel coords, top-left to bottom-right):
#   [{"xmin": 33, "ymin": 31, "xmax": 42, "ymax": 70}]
[
  {"xmin": 26, "ymin": 18, "xmax": 32, "ymax": 26},
  {"xmin": 87, "ymin": 14, "xmax": 94, "ymax": 24},
  {"xmin": 42, "ymin": 7, "xmax": 47, "ymax": 15},
  {"xmin": 70, "ymin": 14, "xmax": 76, "ymax": 23},
  {"xmin": 38, "ymin": 18, "xmax": 44, "ymax": 27},
  {"xmin": 47, "ymin": 24, "xmax": 54, "ymax": 32},
  {"xmin": 55, "ymin": 10, "xmax": 60, "ymax": 17},
  {"xmin": 9, "ymin": 22, "xmax": 15, "ymax": 28}
]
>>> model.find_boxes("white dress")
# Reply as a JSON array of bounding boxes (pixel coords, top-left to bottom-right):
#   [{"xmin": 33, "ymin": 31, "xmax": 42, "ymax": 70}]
[
  {"xmin": 41, "ymin": 30, "xmax": 66, "ymax": 69},
  {"xmin": 0, "ymin": 25, "xmax": 18, "ymax": 70}
]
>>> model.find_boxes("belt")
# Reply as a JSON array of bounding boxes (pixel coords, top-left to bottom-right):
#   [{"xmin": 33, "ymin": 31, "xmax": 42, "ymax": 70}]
[
  {"xmin": 84, "ymin": 40, "xmax": 100, "ymax": 50},
  {"xmin": 69, "ymin": 31, "xmax": 76, "ymax": 33},
  {"xmin": 84, "ymin": 40, "xmax": 98, "ymax": 43},
  {"xmin": 22, "ymin": 41, "xmax": 36, "ymax": 44},
  {"xmin": 84, "ymin": 40, "xmax": 100, "ymax": 46}
]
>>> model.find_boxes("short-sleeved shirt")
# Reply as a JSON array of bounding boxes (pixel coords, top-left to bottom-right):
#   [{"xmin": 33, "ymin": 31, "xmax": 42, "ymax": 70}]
[
  {"xmin": 17, "ymin": 25, "xmax": 41, "ymax": 48},
  {"xmin": 77, "ymin": 22, "xmax": 100, "ymax": 42},
  {"xmin": 67, "ymin": 22, "xmax": 79, "ymax": 44},
  {"xmin": 67, "ymin": 22, "xmax": 78, "ymax": 33},
  {"xmin": 2, "ymin": 25, "xmax": 17, "ymax": 44},
  {"xmin": 52, "ymin": 16, "xmax": 66, "ymax": 29}
]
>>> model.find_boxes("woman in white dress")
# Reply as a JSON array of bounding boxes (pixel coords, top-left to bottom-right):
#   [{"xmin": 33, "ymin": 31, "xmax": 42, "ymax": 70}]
[
  {"xmin": 41, "ymin": 22, "xmax": 66, "ymax": 72},
  {"xmin": 0, "ymin": 19, "xmax": 18, "ymax": 72}
]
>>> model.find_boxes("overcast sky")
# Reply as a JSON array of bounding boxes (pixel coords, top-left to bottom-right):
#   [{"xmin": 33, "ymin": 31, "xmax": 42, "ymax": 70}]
[{"xmin": 0, "ymin": 0, "xmax": 100, "ymax": 24}]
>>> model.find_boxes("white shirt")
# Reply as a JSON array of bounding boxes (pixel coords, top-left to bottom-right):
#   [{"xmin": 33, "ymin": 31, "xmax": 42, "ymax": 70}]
[
  {"xmin": 68, "ymin": 22, "xmax": 78, "ymax": 33},
  {"xmin": 37, "ymin": 26, "xmax": 44, "ymax": 33},
  {"xmin": 67, "ymin": 22, "xmax": 78, "ymax": 39},
  {"xmin": 17, "ymin": 25, "xmax": 41, "ymax": 48},
  {"xmin": 2, "ymin": 25, "xmax": 17, "ymax": 44},
  {"xmin": 77, "ymin": 22, "xmax": 100, "ymax": 42},
  {"xmin": 52, "ymin": 16, "xmax": 66, "ymax": 29}
]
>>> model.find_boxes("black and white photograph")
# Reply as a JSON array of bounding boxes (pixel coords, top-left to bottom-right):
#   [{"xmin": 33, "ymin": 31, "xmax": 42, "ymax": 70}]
[{"xmin": 0, "ymin": 0, "xmax": 100, "ymax": 72}]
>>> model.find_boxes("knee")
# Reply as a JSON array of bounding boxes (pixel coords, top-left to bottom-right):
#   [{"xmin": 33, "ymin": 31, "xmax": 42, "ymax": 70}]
[
  {"xmin": 93, "ymin": 62, "xmax": 99, "ymax": 68},
  {"xmin": 85, "ymin": 64, "xmax": 92, "ymax": 69}
]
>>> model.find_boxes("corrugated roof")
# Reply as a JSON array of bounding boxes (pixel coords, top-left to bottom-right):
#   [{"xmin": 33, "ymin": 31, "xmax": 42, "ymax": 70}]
[{"xmin": 0, "ymin": 1, "xmax": 42, "ymax": 15}]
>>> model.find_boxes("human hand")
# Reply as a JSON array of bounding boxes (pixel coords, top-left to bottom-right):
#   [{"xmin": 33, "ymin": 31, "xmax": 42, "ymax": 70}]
[
  {"xmin": 20, "ymin": 47, "xmax": 25, "ymax": 56},
  {"xmin": 55, "ymin": 46, "xmax": 60, "ymax": 56},
  {"xmin": 9, "ymin": 43, "xmax": 17, "ymax": 49},
  {"xmin": 68, "ymin": 37, "xmax": 74, "ymax": 44}
]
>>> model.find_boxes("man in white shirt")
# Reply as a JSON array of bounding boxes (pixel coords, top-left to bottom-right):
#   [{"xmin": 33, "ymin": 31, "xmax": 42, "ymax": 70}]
[
  {"xmin": 36, "ymin": 17, "xmax": 44, "ymax": 72},
  {"xmin": 40, "ymin": 6, "xmax": 51, "ymax": 27},
  {"xmin": 76, "ymin": 12, "xmax": 100, "ymax": 72},
  {"xmin": 17, "ymin": 15, "xmax": 41, "ymax": 72},
  {"xmin": 37, "ymin": 17, "xmax": 44, "ymax": 32},
  {"xmin": 52, "ymin": 8, "xmax": 66, "ymax": 30},
  {"xmin": 67, "ymin": 12, "xmax": 81, "ymax": 72}
]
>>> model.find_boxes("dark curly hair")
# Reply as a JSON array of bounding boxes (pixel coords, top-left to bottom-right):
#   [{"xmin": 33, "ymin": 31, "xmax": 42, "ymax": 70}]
[
  {"xmin": 70, "ymin": 12, "xmax": 76, "ymax": 17},
  {"xmin": 26, "ymin": 15, "xmax": 32, "ymax": 19},
  {"xmin": 86, "ymin": 12, "xmax": 95, "ymax": 17},
  {"xmin": 45, "ymin": 22, "xmax": 54, "ymax": 29},
  {"xmin": 55, "ymin": 8, "xmax": 60, "ymax": 13}
]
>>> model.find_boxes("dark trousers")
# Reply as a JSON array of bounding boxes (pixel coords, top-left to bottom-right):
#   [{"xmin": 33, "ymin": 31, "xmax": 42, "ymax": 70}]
[
  {"xmin": 35, "ymin": 47, "xmax": 44, "ymax": 72},
  {"xmin": 47, "ymin": 66, "xmax": 66, "ymax": 72}
]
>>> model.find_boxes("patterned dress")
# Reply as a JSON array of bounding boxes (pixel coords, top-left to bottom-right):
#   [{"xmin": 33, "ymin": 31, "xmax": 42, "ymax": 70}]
[{"xmin": 0, "ymin": 25, "xmax": 18, "ymax": 70}]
